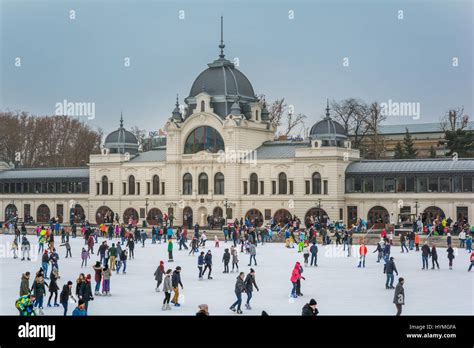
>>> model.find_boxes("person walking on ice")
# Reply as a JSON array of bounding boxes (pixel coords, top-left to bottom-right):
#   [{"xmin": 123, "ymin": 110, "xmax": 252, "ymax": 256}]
[
  {"xmin": 310, "ymin": 242, "xmax": 318, "ymax": 267},
  {"xmin": 162, "ymin": 269, "xmax": 172, "ymax": 311},
  {"xmin": 171, "ymin": 266, "xmax": 184, "ymax": 307},
  {"xmin": 231, "ymin": 245, "xmax": 239, "ymax": 272},
  {"xmin": 393, "ymin": 277, "xmax": 405, "ymax": 316},
  {"xmin": 248, "ymin": 243, "xmax": 257, "ymax": 266},
  {"xmin": 203, "ymin": 250, "xmax": 213, "ymax": 279},
  {"xmin": 167, "ymin": 239, "xmax": 174, "ymax": 262},
  {"xmin": 229, "ymin": 272, "xmax": 245, "ymax": 314},
  {"xmin": 358, "ymin": 243, "xmax": 368, "ymax": 268},
  {"xmin": 154, "ymin": 260, "xmax": 164, "ymax": 291},
  {"xmin": 384, "ymin": 257, "xmax": 398, "ymax": 289},
  {"xmin": 244, "ymin": 268, "xmax": 259, "ymax": 310}
]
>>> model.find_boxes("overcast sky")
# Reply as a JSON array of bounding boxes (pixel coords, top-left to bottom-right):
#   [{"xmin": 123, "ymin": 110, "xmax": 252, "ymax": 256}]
[{"xmin": 1, "ymin": 0, "xmax": 472, "ymax": 136}]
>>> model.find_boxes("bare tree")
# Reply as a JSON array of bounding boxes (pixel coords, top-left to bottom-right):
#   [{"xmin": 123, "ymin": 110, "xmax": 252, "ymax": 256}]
[
  {"xmin": 258, "ymin": 96, "xmax": 306, "ymax": 137},
  {"xmin": 440, "ymin": 107, "xmax": 469, "ymax": 132},
  {"xmin": 130, "ymin": 126, "xmax": 147, "ymax": 151},
  {"xmin": 363, "ymin": 102, "xmax": 387, "ymax": 159},
  {"xmin": 0, "ymin": 112, "xmax": 102, "ymax": 168},
  {"xmin": 331, "ymin": 98, "xmax": 370, "ymax": 149}
]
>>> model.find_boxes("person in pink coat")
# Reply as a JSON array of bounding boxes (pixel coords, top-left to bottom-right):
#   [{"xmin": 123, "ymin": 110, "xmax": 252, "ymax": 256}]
[{"xmin": 290, "ymin": 262, "xmax": 305, "ymax": 298}]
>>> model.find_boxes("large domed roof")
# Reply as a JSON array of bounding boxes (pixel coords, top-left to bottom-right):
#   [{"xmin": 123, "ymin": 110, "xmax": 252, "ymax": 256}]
[
  {"xmin": 104, "ymin": 115, "xmax": 139, "ymax": 154},
  {"xmin": 189, "ymin": 61, "xmax": 255, "ymax": 99}
]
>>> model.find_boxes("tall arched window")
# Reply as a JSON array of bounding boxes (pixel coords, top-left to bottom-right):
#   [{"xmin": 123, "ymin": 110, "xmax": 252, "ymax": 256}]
[
  {"xmin": 183, "ymin": 126, "xmax": 225, "ymax": 154},
  {"xmin": 152, "ymin": 175, "xmax": 160, "ymax": 195},
  {"xmin": 312, "ymin": 172, "xmax": 321, "ymax": 194},
  {"xmin": 250, "ymin": 173, "xmax": 258, "ymax": 195},
  {"xmin": 128, "ymin": 175, "xmax": 135, "ymax": 195},
  {"xmin": 183, "ymin": 173, "xmax": 192, "ymax": 195},
  {"xmin": 200, "ymin": 100, "xmax": 205, "ymax": 112},
  {"xmin": 198, "ymin": 173, "xmax": 208, "ymax": 195},
  {"xmin": 214, "ymin": 172, "xmax": 224, "ymax": 195},
  {"xmin": 101, "ymin": 176, "xmax": 109, "ymax": 195},
  {"xmin": 278, "ymin": 172, "xmax": 287, "ymax": 194}
]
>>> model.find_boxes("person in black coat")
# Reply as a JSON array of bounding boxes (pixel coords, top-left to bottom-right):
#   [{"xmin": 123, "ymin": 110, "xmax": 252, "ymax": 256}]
[
  {"xmin": 203, "ymin": 250, "xmax": 213, "ymax": 279},
  {"xmin": 78, "ymin": 275, "xmax": 94, "ymax": 311},
  {"xmin": 47, "ymin": 268, "xmax": 60, "ymax": 307},
  {"xmin": 447, "ymin": 246, "xmax": 455, "ymax": 270},
  {"xmin": 222, "ymin": 249, "xmax": 231, "ymax": 273},
  {"xmin": 431, "ymin": 245, "xmax": 439, "ymax": 269},
  {"xmin": 421, "ymin": 242, "xmax": 431, "ymax": 270},
  {"xmin": 59, "ymin": 281, "xmax": 75, "ymax": 316},
  {"xmin": 384, "ymin": 257, "xmax": 398, "ymax": 289},
  {"xmin": 301, "ymin": 298, "xmax": 318, "ymax": 316},
  {"xmin": 244, "ymin": 268, "xmax": 259, "ymax": 310}
]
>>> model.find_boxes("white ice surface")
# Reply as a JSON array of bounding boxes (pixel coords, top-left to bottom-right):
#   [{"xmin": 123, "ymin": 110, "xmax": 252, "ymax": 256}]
[{"xmin": 1, "ymin": 235, "xmax": 472, "ymax": 315}]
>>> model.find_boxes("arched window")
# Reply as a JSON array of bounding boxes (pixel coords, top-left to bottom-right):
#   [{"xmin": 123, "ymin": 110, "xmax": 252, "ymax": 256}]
[
  {"xmin": 183, "ymin": 126, "xmax": 225, "ymax": 154},
  {"xmin": 312, "ymin": 172, "xmax": 321, "ymax": 194},
  {"xmin": 278, "ymin": 172, "xmax": 287, "ymax": 194},
  {"xmin": 200, "ymin": 100, "xmax": 205, "ymax": 112},
  {"xmin": 152, "ymin": 175, "xmax": 160, "ymax": 195},
  {"xmin": 128, "ymin": 175, "xmax": 135, "ymax": 195},
  {"xmin": 101, "ymin": 176, "xmax": 109, "ymax": 195},
  {"xmin": 198, "ymin": 173, "xmax": 208, "ymax": 195},
  {"xmin": 214, "ymin": 172, "xmax": 224, "ymax": 195},
  {"xmin": 250, "ymin": 173, "xmax": 258, "ymax": 195},
  {"xmin": 183, "ymin": 173, "xmax": 192, "ymax": 195}
]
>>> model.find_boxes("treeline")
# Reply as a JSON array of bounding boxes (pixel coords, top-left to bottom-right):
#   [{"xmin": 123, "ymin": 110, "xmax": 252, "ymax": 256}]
[{"xmin": 0, "ymin": 112, "xmax": 102, "ymax": 168}]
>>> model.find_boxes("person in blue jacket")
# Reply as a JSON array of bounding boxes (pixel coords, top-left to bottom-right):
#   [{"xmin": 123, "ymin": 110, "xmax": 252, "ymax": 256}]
[{"xmin": 72, "ymin": 299, "xmax": 87, "ymax": 316}]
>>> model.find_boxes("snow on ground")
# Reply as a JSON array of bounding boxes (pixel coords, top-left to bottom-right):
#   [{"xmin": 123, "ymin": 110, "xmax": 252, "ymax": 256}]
[{"xmin": 0, "ymin": 234, "xmax": 472, "ymax": 315}]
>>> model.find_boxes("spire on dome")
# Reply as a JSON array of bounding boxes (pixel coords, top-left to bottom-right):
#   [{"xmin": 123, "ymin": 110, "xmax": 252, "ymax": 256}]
[
  {"xmin": 325, "ymin": 99, "xmax": 331, "ymax": 119},
  {"xmin": 120, "ymin": 112, "xmax": 124, "ymax": 128},
  {"xmin": 219, "ymin": 16, "xmax": 225, "ymax": 59}
]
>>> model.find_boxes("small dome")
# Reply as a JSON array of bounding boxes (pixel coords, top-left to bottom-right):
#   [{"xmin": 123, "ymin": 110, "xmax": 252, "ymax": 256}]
[
  {"xmin": 309, "ymin": 102, "xmax": 347, "ymax": 147},
  {"xmin": 104, "ymin": 115, "xmax": 139, "ymax": 154}
]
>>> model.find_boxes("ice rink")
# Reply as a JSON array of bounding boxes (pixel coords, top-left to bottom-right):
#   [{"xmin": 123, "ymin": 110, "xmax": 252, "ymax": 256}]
[{"xmin": 1, "ymin": 234, "xmax": 472, "ymax": 315}]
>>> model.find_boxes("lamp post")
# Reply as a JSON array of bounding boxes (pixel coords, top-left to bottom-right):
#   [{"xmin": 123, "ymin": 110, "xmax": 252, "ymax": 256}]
[
  {"xmin": 223, "ymin": 199, "xmax": 230, "ymax": 220},
  {"xmin": 317, "ymin": 198, "xmax": 322, "ymax": 221},
  {"xmin": 414, "ymin": 200, "xmax": 419, "ymax": 220}
]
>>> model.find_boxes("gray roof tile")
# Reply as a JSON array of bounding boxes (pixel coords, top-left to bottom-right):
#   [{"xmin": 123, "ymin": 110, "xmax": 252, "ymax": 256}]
[
  {"xmin": 346, "ymin": 159, "xmax": 474, "ymax": 175},
  {"xmin": 129, "ymin": 149, "xmax": 166, "ymax": 162},
  {"xmin": 0, "ymin": 167, "xmax": 89, "ymax": 180}
]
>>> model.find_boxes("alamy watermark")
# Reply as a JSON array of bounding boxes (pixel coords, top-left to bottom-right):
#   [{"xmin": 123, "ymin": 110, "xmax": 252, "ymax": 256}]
[
  {"xmin": 55, "ymin": 99, "xmax": 95, "ymax": 120},
  {"xmin": 217, "ymin": 148, "xmax": 257, "ymax": 165},
  {"xmin": 380, "ymin": 99, "xmax": 420, "ymax": 120}
]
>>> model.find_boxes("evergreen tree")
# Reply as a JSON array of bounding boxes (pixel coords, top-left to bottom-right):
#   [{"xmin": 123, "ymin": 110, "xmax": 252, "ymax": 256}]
[
  {"xmin": 393, "ymin": 141, "xmax": 404, "ymax": 159},
  {"xmin": 429, "ymin": 145, "xmax": 437, "ymax": 158},
  {"xmin": 403, "ymin": 128, "xmax": 418, "ymax": 159},
  {"xmin": 443, "ymin": 129, "xmax": 474, "ymax": 158}
]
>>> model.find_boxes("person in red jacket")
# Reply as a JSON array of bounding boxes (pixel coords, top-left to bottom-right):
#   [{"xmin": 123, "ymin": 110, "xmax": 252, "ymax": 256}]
[
  {"xmin": 290, "ymin": 262, "xmax": 305, "ymax": 298},
  {"xmin": 358, "ymin": 243, "xmax": 368, "ymax": 268},
  {"xmin": 468, "ymin": 251, "xmax": 474, "ymax": 272}
]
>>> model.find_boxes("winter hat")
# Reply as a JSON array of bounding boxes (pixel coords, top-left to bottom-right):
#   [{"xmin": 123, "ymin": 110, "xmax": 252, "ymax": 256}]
[
  {"xmin": 176, "ymin": 266, "xmax": 182, "ymax": 271},
  {"xmin": 86, "ymin": 274, "xmax": 91, "ymax": 280},
  {"xmin": 309, "ymin": 299, "xmax": 317, "ymax": 306},
  {"xmin": 198, "ymin": 304, "xmax": 208, "ymax": 311},
  {"xmin": 160, "ymin": 260, "xmax": 164, "ymax": 265},
  {"xmin": 67, "ymin": 281, "xmax": 73, "ymax": 285},
  {"xmin": 250, "ymin": 268, "xmax": 255, "ymax": 273}
]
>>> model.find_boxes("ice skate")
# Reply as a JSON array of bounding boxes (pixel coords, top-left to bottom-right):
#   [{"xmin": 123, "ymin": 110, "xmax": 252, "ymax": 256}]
[
  {"xmin": 166, "ymin": 304, "xmax": 171, "ymax": 310},
  {"xmin": 162, "ymin": 304, "xmax": 166, "ymax": 311}
]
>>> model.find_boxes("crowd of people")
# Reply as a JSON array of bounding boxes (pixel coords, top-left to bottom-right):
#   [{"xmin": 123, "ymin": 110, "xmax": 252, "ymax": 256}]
[{"xmin": 9, "ymin": 211, "xmax": 474, "ymax": 317}]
